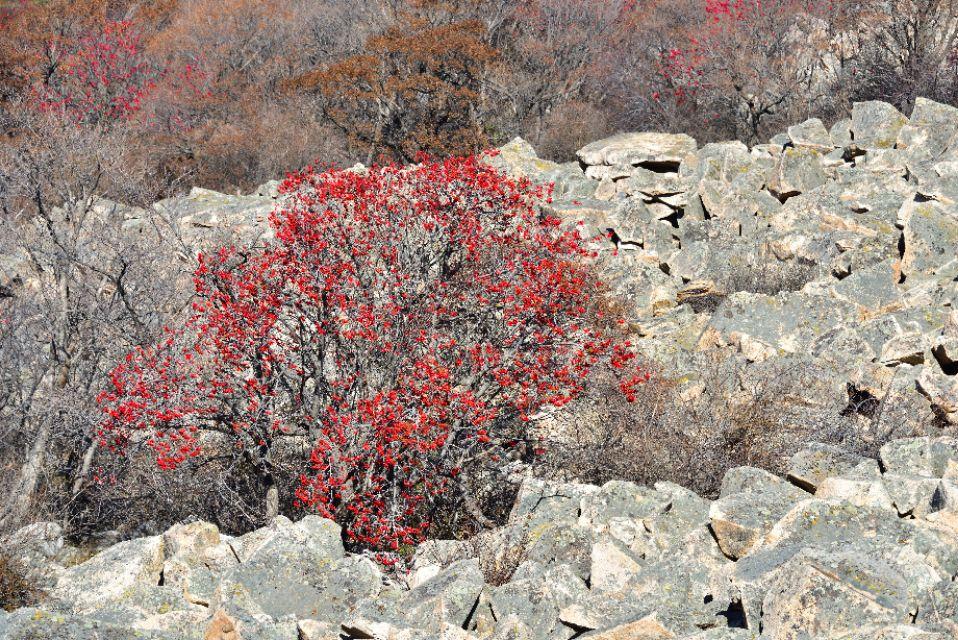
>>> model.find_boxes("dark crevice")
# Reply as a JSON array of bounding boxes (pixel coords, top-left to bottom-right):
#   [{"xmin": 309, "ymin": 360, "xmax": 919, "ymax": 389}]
[
  {"xmin": 786, "ymin": 472, "xmax": 817, "ymax": 494},
  {"xmin": 661, "ymin": 208, "xmax": 685, "ymax": 229},
  {"xmin": 561, "ymin": 617, "xmax": 593, "ymax": 640},
  {"xmin": 841, "ymin": 384, "xmax": 881, "ymax": 419},
  {"xmin": 932, "ymin": 345, "xmax": 958, "ymax": 376},
  {"xmin": 717, "ymin": 599, "xmax": 748, "ymax": 629},
  {"xmin": 897, "ymin": 233, "xmax": 908, "ymax": 284},
  {"xmin": 931, "ymin": 484, "xmax": 950, "ymax": 512},
  {"xmin": 226, "ymin": 541, "xmax": 242, "ymax": 564},
  {"xmin": 843, "ymin": 146, "xmax": 865, "ymax": 163},
  {"xmin": 833, "ymin": 266, "xmax": 852, "ymax": 280},
  {"xmin": 461, "ymin": 595, "xmax": 481, "ymax": 631},
  {"xmin": 770, "ymin": 189, "xmax": 800, "ymax": 204},
  {"xmin": 636, "ymin": 160, "xmax": 680, "ymax": 173},
  {"xmin": 706, "ymin": 524, "xmax": 735, "ymax": 561}
]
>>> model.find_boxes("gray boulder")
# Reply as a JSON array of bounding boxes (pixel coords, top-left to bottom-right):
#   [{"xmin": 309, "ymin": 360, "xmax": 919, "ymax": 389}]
[
  {"xmin": 787, "ymin": 118, "xmax": 834, "ymax": 151},
  {"xmin": 879, "ymin": 437, "xmax": 958, "ymax": 478},
  {"xmin": 852, "ymin": 101, "xmax": 908, "ymax": 150},
  {"xmin": 577, "ymin": 132, "xmax": 697, "ymax": 169},
  {"xmin": 786, "ymin": 442, "xmax": 871, "ymax": 492},
  {"xmin": 48, "ymin": 534, "xmax": 165, "ymax": 615},
  {"xmin": 708, "ymin": 467, "xmax": 808, "ymax": 559}
]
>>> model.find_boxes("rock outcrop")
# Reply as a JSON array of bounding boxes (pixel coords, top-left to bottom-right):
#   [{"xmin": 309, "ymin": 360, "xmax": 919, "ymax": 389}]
[
  {"xmin": 3, "ymin": 99, "xmax": 957, "ymax": 432},
  {"xmin": 4, "ymin": 435, "xmax": 958, "ymax": 639},
  {"xmin": 4, "ymin": 99, "xmax": 958, "ymax": 639},
  {"xmin": 488, "ymin": 99, "xmax": 958, "ymax": 433}
]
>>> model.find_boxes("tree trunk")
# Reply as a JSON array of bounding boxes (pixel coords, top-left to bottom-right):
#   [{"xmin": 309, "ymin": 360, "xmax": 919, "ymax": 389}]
[
  {"xmin": 0, "ymin": 420, "xmax": 52, "ymax": 530},
  {"xmin": 264, "ymin": 473, "xmax": 279, "ymax": 522},
  {"xmin": 71, "ymin": 439, "xmax": 98, "ymax": 496}
]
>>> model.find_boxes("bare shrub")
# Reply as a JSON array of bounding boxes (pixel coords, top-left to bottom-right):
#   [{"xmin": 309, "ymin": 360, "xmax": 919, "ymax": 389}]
[
  {"xmin": 537, "ymin": 354, "xmax": 924, "ymax": 498},
  {"xmin": 679, "ymin": 257, "xmax": 820, "ymax": 314},
  {"xmin": 0, "ymin": 110, "xmax": 189, "ymax": 534},
  {"xmin": 467, "ymin": 530, "xmax": 529, "ymax": 587},
  {"xmin": 720, "ymin": 259, "xmax": 819, "ymax": 297},
  {"xmin": 64, "ymin": 433, "xmax": 313, "ymax": 538}
]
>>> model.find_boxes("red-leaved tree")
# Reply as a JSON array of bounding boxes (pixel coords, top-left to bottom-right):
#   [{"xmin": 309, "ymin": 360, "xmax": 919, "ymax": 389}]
[
  {"xmin": 97, "ymin": 155, "xmax": 646, "ymax": 554},
  {"xmin": 33, "ymin": 20, "xmax": 159, "ymax": 125},
  {"xmin": 30, "ymin": 17, "xmax": 208, "ymax": 135},
  {"xmin": 650, "ymin": 0, "xmax": 849, "ymax": 141}
]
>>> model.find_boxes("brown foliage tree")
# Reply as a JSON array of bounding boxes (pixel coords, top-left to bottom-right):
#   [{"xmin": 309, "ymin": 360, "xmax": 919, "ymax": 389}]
[{"xmin": 297, "ymin": 0, "xmax": 497, "ymax": 163}]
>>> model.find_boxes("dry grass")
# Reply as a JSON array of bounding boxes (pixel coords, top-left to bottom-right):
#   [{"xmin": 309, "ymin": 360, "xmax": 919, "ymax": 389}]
[
  {"xmin": 535, "ymin": 354, "xmax": 928, "ymax": 499},
  {"xmin": 0, "ymin": 554, "xmax": 40, "ymax": 612}
]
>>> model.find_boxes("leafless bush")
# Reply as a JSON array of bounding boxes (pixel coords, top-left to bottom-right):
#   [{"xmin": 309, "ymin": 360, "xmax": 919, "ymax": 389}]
[
  {"xmin": 467, "ymin": 530, "xmax": 529, "ymax": 587},
  {"xmin": 63, "ymin": 434, "xmax": 313, "ymax": 538},
  {"xmin": 425, "ymin": 463, "xmax": 521, "ymax": 544},
  {"xmin": 536, "ymin": 354, "xmax": 928, "ymax": 499},
  {"xmin": 0, "ymin": 111, "xmax": 191, "ymax": 535},
  {"xmin": 721, "ymin": 259, "xmax": 819, "ymax": 297},
  {"xmin": 679, "ymin": 259, "xmax": 819, "ymax": 314}
]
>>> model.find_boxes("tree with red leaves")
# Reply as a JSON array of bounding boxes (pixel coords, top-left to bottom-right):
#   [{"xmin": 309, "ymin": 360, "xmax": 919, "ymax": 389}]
[
  {"xmin": 97, "ymin": 155, "xmax": 647, "ymax": 555},
  {"xmin": 650, "ymin": 0, "xmax": 862, "ymax": 141},
  {"xmin": 28, "ymin": 17, "xmax": 208, "ymax": 133},
  {"xmin": 33, "ymin": 20, "xmax": 159, "ymax": 125}
]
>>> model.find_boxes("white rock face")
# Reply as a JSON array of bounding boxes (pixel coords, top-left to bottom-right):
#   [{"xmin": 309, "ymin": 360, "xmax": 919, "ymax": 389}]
[
  {"xmin": 577, "ymin": 132, "xmax": 697, "ymax": 167},
  {"xmin": 48, "ymin": 535, "xmax": 165, "ymax": 614}
]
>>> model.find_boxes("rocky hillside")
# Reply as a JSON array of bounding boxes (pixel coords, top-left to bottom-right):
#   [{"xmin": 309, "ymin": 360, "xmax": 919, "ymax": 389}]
[
  {"xmin": 491, "ymin": 98, "xmax": 958, "ymax": 435},
  {"xmin": 4, "ymin": 98, "xmax": 958, "ymax": 638},
  {"xmin": 3, "ymin": 99, "xmax": 957, "ymax": 437},
  {"xmin": 3, "ymin": 435, "xmax": 958, "ymax": 638},
  {"xmin": 27, "ymin": 97, "xmax": 953, "ymax": 438}
]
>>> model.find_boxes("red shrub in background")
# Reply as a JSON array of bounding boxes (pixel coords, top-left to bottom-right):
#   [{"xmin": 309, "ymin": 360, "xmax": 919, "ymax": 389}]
[
  {"xmin": 98, "ymin": 155, "xmax": 647, "ymax": 555},
  {"xmin": 31, "ymin": 18, "xmax": 208, "ymax": 131},
  {"xmin": 34, "ymin": 20, "xmax": 159, "ymax": 124},
  {"xmin": 651, "ymin": 0, "xmax": 847, "ymax": 140}
]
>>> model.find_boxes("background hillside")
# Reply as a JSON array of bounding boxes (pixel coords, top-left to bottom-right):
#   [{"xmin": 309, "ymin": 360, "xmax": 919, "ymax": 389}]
[{"xmin": 3, "ymin": 0, "xmax": 958, "ymax": 193}]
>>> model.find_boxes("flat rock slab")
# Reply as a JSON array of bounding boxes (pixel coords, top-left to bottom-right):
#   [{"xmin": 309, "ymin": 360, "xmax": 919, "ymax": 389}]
[
  {"xmin": 880, "ymin": 437, "xmax": 958, "ymax": 478},
  {"xmin": 577, "ymin": 133, "xmax": 697, "ymax": 168}
]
